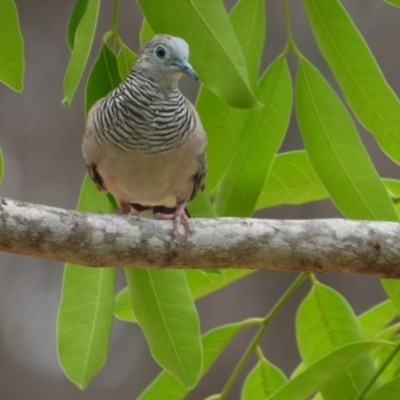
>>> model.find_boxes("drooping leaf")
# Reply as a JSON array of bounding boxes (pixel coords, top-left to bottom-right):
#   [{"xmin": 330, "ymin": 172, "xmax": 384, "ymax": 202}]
[
  {"xmin": 215, "ymin": 56, "xmax": 292, "ymax": 217},
  {"xmin": 241, "ymin": 357, "xmax": 288, "ymax": 399},
  {"xmin": 114, "ymin": 269, "xmax": 253, "ymax": 323},
  {"xmin": 195, "ymin": 0, "xmax": 266, "ymax": 193},
  {"xmin": 116, "ymin": 43, "xmax": 137, "ymax": 81},
  {"xmin": 229, "ymin": 0, "xmax": 265, "ymax": 88},
  {"xmin": 364, "ymin": 375, "xmax": 400, "ymax": 400},
  {"xmin": 269, "ymin": 341, "xmax": 391, "ymax": 400},
  {"xmin": 358, "ymin": 300, "xmax": 398, "ymax": 339},
  {"xmin": 383, "ymin": 178, "xmax": 400, "ymax": 216},
  {"xmin": 138, "ymin": 321, "xmax": 253, "ymax": 399},
  {"xmin": 296, "ymin": 57, "xmax": 398, "ymax": 222},
  {"xmin": 303, "ymin": 0, "xmax": 400, "ymax": 164},
  {"xmin": 67, "ymin": 0, "xmax": 89, "ymax": 50},
  {"xmin": 186, "ymin": 190, "xmax": 217, "ymax": 218},
  {"xmin": 85, "ymin": 42, "xmax": 121, "ymax": 114},
  {"xmin": 125, "ymin": 268, "xmax": 202, "ymax": 389},
  {"xmin": 140, "ymin": 18, "xmax": 155, "ymax": 45},
  {"xmin": 256, "ymin": 151, "xmax": 329, "ymax": 210},
  {"xmin": 185, "ymin": 269, "xmax": 254, "ymax": 300},
  {"xmin": 196, "ymin": 87, "xmax": 248, "ymax": 194},
  {"xmin": 296, "ymin": 282, "xmax": 376, "ymax": 399},
  {"xmin": 137, "ymin": 0, "xmax": 259, "ymax": 109},
  {"xmin": 384, "ymin": 0, "xmax": 400, "ymax": 6},
  {"xmin": 114, "ymin": 287, "xmax": 136, "ymax": 323},
  {"xmin": 0, "ymin": 0, "xmax": 24, "ymax": 91},
  {"xmin": 63, "ymin": 0, "xmax": 100, "ymax": 107},
  {"xmin": 57, "ymin": 175, "xmax": 115, "ymax": 389}
]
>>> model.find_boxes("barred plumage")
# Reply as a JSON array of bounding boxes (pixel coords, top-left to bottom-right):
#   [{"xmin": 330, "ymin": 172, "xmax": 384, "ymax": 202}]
[
  {"xmin": 93, "ymin": 69, "xmax": 197, "ymax": 153},
  {"xmin": 82, "ymin": 34, "xmax": 207, "ymax": 239}
]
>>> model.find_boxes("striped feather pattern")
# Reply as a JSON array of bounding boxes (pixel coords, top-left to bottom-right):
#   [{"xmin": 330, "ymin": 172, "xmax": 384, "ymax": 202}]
[{"xmin": 92, "ymin": 68, "xmax": 196, "ymax": 153}]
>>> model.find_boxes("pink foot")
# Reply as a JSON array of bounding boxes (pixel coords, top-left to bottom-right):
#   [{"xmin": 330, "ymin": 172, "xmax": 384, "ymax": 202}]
[{"xmin": 154, "ymin": 202, "xmax": 191, "ymax": 238}]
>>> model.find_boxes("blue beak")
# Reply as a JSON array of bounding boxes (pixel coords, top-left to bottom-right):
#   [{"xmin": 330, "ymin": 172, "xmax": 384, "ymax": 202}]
[{"xmin": 174, "ymin": 60, "xmax": 198, "ymax": 81}]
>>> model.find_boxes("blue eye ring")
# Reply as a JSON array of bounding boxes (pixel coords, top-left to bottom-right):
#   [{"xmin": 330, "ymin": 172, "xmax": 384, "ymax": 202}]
[{"xmin": 155, "ymin": 45, "xmax": 167, "ymax": 59}]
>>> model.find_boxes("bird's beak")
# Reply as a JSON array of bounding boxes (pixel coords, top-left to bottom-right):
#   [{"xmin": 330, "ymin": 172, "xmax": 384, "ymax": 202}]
[{"xmin": 174, "ymin": 60, "xmax": 199, "ymax": 81}]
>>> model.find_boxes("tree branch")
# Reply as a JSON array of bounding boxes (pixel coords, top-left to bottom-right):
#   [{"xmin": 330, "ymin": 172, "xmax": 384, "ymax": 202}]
[{"xmin": 0, "ymin": 197, "xmax": 399, "ymax": 278}]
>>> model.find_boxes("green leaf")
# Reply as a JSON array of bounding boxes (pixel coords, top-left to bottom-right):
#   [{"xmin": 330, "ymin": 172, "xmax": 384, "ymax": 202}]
[
  {"xmin": 63, "ymin": 0, "xmax": 100, "ymax": 107},
  {"xmin": 296, "ymin": 283, "xmax": 377, "ymax": 399},
  {"xmin": 114, "ymin": 287, "xmax": 136, "ymax": 323},
  {"xmin": 256, "ymin": 151, "xmax": 329, "ymax": 210},
  {"xmin": 303, "ymin": 0, "xmax": 400, "ymax": 164},
  {"xmin": 384, "ymin": 0, "xmax": 400, "ymax": 6},
  {"xmin": 358, "ymin": 300, "xmax": 398, "ymax": 339},
  {"xmin": 140, "ymin": 18, "xmax": 155, "ymax": 45},
  {"xmin": 114, "ymin": 270, "xmax": 253, "ymax": 323},
  {"xmin": 186, "ymin": 269, "xmax": 254, "ymax": 300},
  {"xmin": 269, "ymin": 341, "xmax": 391, "ymax": 400},
  {"xmin": 137, "ymin": 0, "xmax": 259, "ymax": 109},
  {"xmin": 125, "ymin": 269, "xmax": 202, "ymax": 389},
  {"xmin": 229, "ymin": 0, "xmax": 265, "ymax": 88},
  {"xmin": 0, "ymin": 0, "xmax": 24, "ymax": 91},
  {"xmin": 194, "ymin": 0, "xmax": 266, "ymax": 193},
  {"xmin": 57, "ymin": 175, "xmax": 115, "ymax": 389},
  {"xmin": 383, "ymin": 178, "xmax": 400, "ymax": 216},
  {"xmin": 186, "ymin": 190, "xmax": 217, "ymax": 218},
  {"xmin": 241, "ymin": 358, "xmax": 288, "ymax": 399},
  {"xmin": 364, "ymin": 375, "xmax": 400, "ymax": 400},
  {"xmin": 138, "ymin": 321, "xmax": 252, "ymax": 399},
  {"xmin": 382, "ymin": 280, "xmax": 400, "ymax": 320},
  {"xmin": 67, "ymin": 0, "xmax": 89, "ymax": 50},
  {"xmin": 85, "ymin": 42, "xmax": 121, "ymax": 115},
  {"xmin": 116, "ymin": 44, "xmax": 136, "ymax": 81},
  {"xmin": 196, "ymin": 87, "xmax": 248, "ymax": 193},
  {"xmin": 296, "ymin": 57, "xmax": 398, "ymax": 222},
  {"xmin": 215, "ymin": 56, "xmax": 292, "ymax": 217},
  {"xmin": 0, "ymin": 146, "xmax": 3, "ymax": 184}
]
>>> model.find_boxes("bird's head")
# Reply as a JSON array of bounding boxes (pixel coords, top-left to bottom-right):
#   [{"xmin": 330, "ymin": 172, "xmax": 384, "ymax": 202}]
[{"xmin": 137, "ymin": 34, "xmax": 198, "ymax": 89}]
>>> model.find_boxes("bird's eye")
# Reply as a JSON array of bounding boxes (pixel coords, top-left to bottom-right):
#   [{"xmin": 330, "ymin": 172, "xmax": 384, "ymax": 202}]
[{"xmin": 155, "ymin": 46, "xmax": 167, "ymax": 59}]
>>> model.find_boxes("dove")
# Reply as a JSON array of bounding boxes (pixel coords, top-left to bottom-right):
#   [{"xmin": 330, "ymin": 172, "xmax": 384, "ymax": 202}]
[{"xmin": 82, "ymin": 34, "xmax": 207, "ymax": 238}]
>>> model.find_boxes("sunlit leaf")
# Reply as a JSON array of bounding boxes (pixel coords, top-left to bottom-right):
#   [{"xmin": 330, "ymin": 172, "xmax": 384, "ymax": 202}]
[
  {"xmin": 215, "ymin": 56, "xmax": 292, "ymax": 217},
  {"xmin": 116, "ymin": 43, "xmax": 136, "ymax": 80},
  {"xmin": 85, "ymin": 42, "xmax": 121, "ymax": 114},
  {"xmin": 126, "ymin": 269, "xmax": 202, "ymax": 388},
  {"xmin": 303, "ymin": 0, "xmax": 400, "ymax": 164},
  {"xmin": 256, "ymin": 151, "xmax": 329, "ymax": 210},
  {"xmin": 137, "ymin": 0, "xmax": 259, "ymax": 108},
  {"xmin": 229, "ymin": 0, "xmax": 265, "ymax": 88},
  {"xmin": 358, "ymin": 300, "xmax": 398, "ymax": 339},
  {"xmin": 0, "ymin": 0, "xmax": 24, "ymax": 91},
  {"xmin": 138, "ymin": 321, "xmax": 253, "ymax": 399},
  {"xmin": 63, "ymin": 0, "xmax": 100, "ymax": 107},
  {"xmin": 67, "ymin": 0, "xmax": 89, "ymax": 50},
  {"xmin": 57, "ymin": 175, "xmax": 115, "ymax": 389},
  {"xmin": 296, "ymin": 283, "xmax": 377, "ymax": 399},
  {"xmin": 269, "ymin": 342, "xmax": 391, "ymax": 400},
  {"xmin": 140, "ymin": 18, "xmax": 155, "ymax": 45},
  {"xmin": 241, "ymin": 357, "xmax": 287, "ymax": 399},
  {"xmin": 296, "ymin": 57, "xmax": 398, "ymax": 221}
]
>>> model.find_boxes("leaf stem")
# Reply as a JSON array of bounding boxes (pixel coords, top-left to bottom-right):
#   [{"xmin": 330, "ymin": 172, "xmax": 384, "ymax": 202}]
[
  {"xmin": 111, "ymin": 0, "xmax": 121, "ymax": 52},
  {"xmin": 354, "ymin": 340, "xmax": 400, "ymax": 400},
  {"xmin": 282, "ymin": 0, "xmax": 302, "ymax": 58},
  {"xmin": 219, "ymin": 273, "xmax": 308, "ymax": 399}
]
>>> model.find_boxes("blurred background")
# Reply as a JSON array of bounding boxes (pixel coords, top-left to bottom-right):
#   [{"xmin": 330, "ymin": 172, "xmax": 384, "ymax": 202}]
[{"xmin": 0, "ymin": 0, "xmax": 399, "ymax": 398}]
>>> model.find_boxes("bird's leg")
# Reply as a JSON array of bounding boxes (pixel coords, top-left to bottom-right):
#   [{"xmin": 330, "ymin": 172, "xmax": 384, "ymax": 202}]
[
  {"xmin": 154, "ymin": 201, "xmax": 192, "ymax": 238},
  {"xmin": 116, "ymin": 200, "xmax": 139, "ymax": 216}
]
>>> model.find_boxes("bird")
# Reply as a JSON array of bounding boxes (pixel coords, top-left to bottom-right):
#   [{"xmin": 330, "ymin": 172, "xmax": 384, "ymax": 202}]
[{"xmin": 82, "ymin": 34, "xmax": 207, "ymax": 239}]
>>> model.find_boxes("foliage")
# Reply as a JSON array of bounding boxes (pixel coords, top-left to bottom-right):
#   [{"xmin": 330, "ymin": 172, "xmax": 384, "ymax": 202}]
[{"xmin": 2, "ymin": 0, "xmax": 400, "ymax": 398}]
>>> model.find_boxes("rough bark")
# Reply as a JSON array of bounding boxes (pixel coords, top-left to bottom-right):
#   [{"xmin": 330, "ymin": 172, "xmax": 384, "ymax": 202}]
[{"xmin": 0, "ymin": 197, "xmax": 399, "ymax": 278}]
